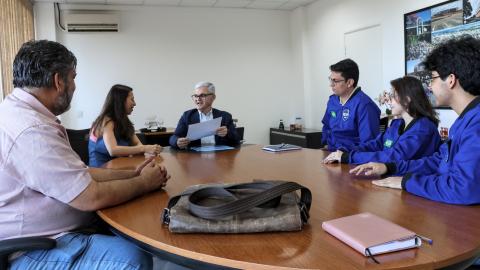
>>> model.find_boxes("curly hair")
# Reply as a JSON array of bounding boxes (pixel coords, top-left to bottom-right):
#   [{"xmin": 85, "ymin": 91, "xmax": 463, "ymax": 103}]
[{"xmin": 423, "ymin": 35, "xmax": 480, "ymax": 96}]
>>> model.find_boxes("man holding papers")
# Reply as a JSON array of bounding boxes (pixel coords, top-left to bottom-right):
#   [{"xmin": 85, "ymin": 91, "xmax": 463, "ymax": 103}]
[{"xmin": 169, "ymin": 82, "xmax": 240, "ymax": 149}]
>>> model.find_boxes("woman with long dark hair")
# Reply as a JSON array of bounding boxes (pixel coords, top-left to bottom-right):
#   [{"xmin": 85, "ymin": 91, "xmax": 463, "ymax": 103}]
[
  {"xmin": 88, "ymin": 84, "xmax": 161, "ymax": 167},
  {"xmin": 324, "ymin": 76, "xmax": 441, "ymax": 164}
]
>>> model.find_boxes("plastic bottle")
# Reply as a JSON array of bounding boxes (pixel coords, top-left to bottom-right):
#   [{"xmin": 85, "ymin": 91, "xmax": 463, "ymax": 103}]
[
  {"xmin": 294, "ymin": 117, "xmax": 303, "ymax": 130},
  {"xmin": 279, "ymin": 119, "xmax": 285, "ymax": 130}
]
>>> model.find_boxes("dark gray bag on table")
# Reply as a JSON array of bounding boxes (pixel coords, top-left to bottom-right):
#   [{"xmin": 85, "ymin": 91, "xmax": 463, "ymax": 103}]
[{"xmin": 161, "ymin": 180, "xmax": 312, "ymax": 233}]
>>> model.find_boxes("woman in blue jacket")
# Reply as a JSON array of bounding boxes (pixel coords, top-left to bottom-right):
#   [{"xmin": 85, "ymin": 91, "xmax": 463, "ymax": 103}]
[{"xmin": 324, "ymin": 76, "xmax": 440, "ymax": 165}]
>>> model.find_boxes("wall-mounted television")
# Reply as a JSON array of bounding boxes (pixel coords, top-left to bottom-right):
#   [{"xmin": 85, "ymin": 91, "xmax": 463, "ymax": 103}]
[{"xmin": 404, "ymin": 0, "xmax": 480, "ymax": 108}]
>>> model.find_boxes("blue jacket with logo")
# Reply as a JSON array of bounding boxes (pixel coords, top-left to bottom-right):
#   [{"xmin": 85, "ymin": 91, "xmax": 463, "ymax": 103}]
[
  {"xmin": 343, "ymin": 117, "xmax": 440, "ymax": 164},
  {"xmin": 390, "ymin": 97, "xmax": 480, "ymax": 205},
  {"xmin": 321, "ymin": 88, "xmax": 381, "ymax": 151}
]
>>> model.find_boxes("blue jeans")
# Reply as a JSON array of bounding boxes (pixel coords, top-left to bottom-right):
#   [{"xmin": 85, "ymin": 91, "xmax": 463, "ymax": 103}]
[{"xmin": 10, "ymin": 233, "xmax": 152, "ymax": 269}]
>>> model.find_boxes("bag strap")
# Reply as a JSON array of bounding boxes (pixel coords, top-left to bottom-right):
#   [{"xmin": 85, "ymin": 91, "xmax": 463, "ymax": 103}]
[
  {"xmin": 188, "ymin": 181, "xmax": 311, "ymax": 223},
  {"xmin": 164, "ymin": 181, "xmax": 276, "ymax": 212},
  {"xmin": 162, "ymin": 184, "xmax": 240, "ymax": 225},
  {"xmin": 162, "ymin": 181, "xmax": 312, "ymax": 225}
]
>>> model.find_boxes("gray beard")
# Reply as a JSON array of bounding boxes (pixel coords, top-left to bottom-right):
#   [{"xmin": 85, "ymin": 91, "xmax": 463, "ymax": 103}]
[{"xmin": 52, "ymin": 86, "xmax": 73, "ymax": 115}]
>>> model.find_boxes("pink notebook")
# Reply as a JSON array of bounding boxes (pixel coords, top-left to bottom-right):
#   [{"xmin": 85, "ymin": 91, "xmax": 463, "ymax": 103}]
[{"xmin": 322, "ymin": 212, "xmax": 421, "ymax": 256}]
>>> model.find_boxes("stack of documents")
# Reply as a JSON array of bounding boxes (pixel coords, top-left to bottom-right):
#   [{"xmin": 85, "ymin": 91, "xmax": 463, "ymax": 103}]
[
  {"xmin": 262, "ymin": 143, "xmax": 301, "ymax": 152},
  {"xmin": 190, "ymin": 145, "xmax": 235, "ymax": 152},
  {"xmin": 186, "ymin": 117, "xmax": 222, "ymax": 141}
]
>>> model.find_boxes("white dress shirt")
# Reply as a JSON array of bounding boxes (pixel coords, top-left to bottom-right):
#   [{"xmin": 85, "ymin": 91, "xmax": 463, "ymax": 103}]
[{"xmin": 199, "ymin": 110, "xmax": 216, "ymax": 145}]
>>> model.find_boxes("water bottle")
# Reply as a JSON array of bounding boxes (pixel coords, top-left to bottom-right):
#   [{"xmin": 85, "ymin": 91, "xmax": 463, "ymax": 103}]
[
  {"xmin": 279, "ymin": 119, "xmax": 285, "ymax": 130},
  {"xmin": 294, "ymin": 117, "xmax": 303, "ymax": 130}
]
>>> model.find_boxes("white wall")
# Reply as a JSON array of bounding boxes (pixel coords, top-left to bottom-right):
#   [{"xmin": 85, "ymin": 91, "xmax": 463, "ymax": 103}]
[
  {"xmin": 291, "ymin": 6, "xmax": 313, "ymax": 130},
  {"xmin": 437, "ymin": 109, "xmax": 457, "ymax": 130},
  {"xmin": 296, "ymin": 0, "xmax": 455, "ymax": 129},
  {"xmin": 0, "ymin": 57, "xmax": 3, "ymax": 102},
  {"xmin": 33, "ymin": 0, "xmax": 459, "ymax": 143},
  {"xmin": 34, "ymin": 4, "xmax": 304, "ymax": 145},
  {"xmin": 34, "ymin": 2, "xmax": 56, "ymax": 41}
]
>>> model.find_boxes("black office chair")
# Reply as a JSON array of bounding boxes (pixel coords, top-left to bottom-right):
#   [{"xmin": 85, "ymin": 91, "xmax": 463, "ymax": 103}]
[
  {"xmin": 0, "ymin": 237, "xmax": 56, "ymax": 270},
  {"xmin": 66, "ymin": 128, "xmax": 90, "ymax": 165},
  {"xmin": 136, "ymin": 132, "xmax": 147, "ymax": 145},
  {"xmin": 379, "ymin": 116, "xmax": 389, "ymax": 133},
  {"xmin": 235, "ymin": 127, "xmax": 245, "ymax": 142}
]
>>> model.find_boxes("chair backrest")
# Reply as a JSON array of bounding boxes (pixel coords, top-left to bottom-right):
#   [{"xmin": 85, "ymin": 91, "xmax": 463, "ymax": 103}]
[
  {"xmin": 66, "ymin": 129, "xmax": 90, "ymax": 165},
  {"xmin": 0, "ymin": 236, "xmax": 56, "ymax": 270},
  {"xmin": 236, "ymin": 127, "xmax": 245, "ymax": 141},
  {"xmin": 379, "ymin": 116, "xmax": 389, "ymax": 133},
  {"xmin": 136, "ymin": 132, "xmax": 147, "ymax": 144}
]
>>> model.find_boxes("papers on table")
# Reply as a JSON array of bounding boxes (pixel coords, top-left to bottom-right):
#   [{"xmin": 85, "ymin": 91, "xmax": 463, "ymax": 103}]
[
  {"xmin": 186, "ymin": 117, "xmax": 222, "ymax": 141},
  {"xmin": 190, "ymin": 145, "xmax": 235, "ymax": 152},
  {"xmin": 262, "ymin": 144, "xmax": 302, "ymax": 152}
]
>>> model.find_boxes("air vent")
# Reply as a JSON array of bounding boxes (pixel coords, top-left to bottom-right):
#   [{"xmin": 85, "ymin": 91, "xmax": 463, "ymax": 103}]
[{"xmin": 64, "ymin": 13, "xmax": 119, "ymax": 32}]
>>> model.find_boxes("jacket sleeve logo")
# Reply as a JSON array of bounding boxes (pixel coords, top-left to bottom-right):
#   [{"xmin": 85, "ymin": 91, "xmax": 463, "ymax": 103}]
[{"xmin": 383, "ymin": 139, "xmax": 393, "ymax": 148}]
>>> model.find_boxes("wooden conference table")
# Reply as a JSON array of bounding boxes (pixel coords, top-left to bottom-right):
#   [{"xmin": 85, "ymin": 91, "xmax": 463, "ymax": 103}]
[{"xmin": 98, "ymin": 145, "xmax": 480, "ymax": 270}]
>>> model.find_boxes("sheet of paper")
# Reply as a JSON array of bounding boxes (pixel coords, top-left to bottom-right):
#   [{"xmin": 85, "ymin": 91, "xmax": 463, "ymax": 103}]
[
  {"xmin": 186, "ymin": 117, "xmax": 222, "ymax": 141},
  {"xmin": 190, "ymin": 145, "xmax": 235, "ymax": 152}
]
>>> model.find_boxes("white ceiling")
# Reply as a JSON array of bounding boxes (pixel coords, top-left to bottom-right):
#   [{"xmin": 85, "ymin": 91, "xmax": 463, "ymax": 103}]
[{"xmin": 33, "ymin": 0, "xmax": 317, "ymax": 10}]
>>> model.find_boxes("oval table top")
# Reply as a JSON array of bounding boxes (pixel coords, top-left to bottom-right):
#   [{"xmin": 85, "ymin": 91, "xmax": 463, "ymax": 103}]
[{"xmin": 97, "ymin": 145, "xmax": 480, "ymax": 270}]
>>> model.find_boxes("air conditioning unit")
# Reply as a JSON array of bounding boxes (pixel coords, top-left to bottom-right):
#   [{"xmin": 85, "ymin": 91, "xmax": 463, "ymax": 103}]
[{"xmin": 65, "ymin": 13, "xmax": 119, "ymax": 32}]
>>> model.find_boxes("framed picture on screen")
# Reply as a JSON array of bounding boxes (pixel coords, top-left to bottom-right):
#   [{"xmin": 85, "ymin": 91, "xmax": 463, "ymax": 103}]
[{"xmin": 404, "ymin": 0, "xmax": 480, "ymax": 108}]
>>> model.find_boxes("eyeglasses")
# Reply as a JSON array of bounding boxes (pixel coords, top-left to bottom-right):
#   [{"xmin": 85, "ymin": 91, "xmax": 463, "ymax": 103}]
[
  {"xmin": 328, "ymin": 77, "xmax": 345, "ymax": 85},
  {"xmin": 428, "ymin": 75, "xmax": 441, "ymax": 85},
  {"xmin": 191, "ymin": 93, "xmax": 213, "ymax": 100}
]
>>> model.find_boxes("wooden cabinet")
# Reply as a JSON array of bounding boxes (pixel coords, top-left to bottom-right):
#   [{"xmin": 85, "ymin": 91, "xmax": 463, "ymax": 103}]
[
  {"xmin": 269, "ymin": 128, "xmax": 323, "ymax": 149},
  {"xmin": 136, "ymin": 128, "xmax": 175, "ymax": 146}
]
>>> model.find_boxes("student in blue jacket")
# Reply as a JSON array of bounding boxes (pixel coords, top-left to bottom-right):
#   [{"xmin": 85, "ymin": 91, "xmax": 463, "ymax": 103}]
[
  {"xmin": 350, "ymin": 36, "xmax": 480, "ymax": 205},
  {"xmin": 324, "ymin": 76, "xmax": 440, "ymax": 165},
  {"xmin": 322, "ymin": 59, "xmax": 381, "ymax": 151},
  {"xmin": 169, "ymin": 82, "xmax": 240, "ymax": 149}
]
